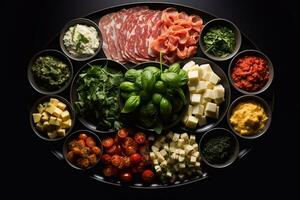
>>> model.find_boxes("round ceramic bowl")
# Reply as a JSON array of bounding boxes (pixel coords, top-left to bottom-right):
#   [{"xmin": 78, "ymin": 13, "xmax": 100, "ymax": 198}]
[
  {"xmin": 199, "ymin": 18, "xmax": 242, "ymax": 61},
  {"xmin": 70, "ymin": 58, "xmax": 127, "ymax": 133},
  {"xmin": 27, "ymin": 49, "xmax": 73, "ymax": 94},
  {"xmin": 29, "ymin": 95, "xmax": 75, "ymax": 141},
  {"xmin": 63, "ymin": 129, "xmax": 103, "ymax": 170},
  {"xmin": 60, "ymin": 18, "xmax": 102, "ymax": 61},
  {"xmin": 228, "ymin": 49, "xmax": 274, "ymax": 95},
  {"xmin": 227, "ymin": 95, "xmax": 272, "ymax": 139},
  {"xmin": 199, "ymin": 128, "xmax": 240, "ymax": 168}
]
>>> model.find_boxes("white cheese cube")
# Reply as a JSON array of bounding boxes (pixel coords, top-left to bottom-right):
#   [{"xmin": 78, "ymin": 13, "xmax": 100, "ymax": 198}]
[
  {"xmin": 188, "ymin": 70, "xmax": 199, "ymax": 85},
  {"xmin": 193, "ymin": 151, "xmax": 200, "ymax": 158},
  {"xmin": 190, "ymin": 156, "xmax": 197, "ymax": 163},
  {"xmin": 180, "ymin": 133, "xmax": 189, "ymax": 141},
  {"xmin": 189, "ymin": 86, "xmax": 196, "ymax": 92},
  {"xmin": 178, "ymin": 156, "xmax": 185, "ymax": 162},
  {"xmin": 153, "ymin": 159, "xmax": 159, "ymax": 165},
  {"xmin": 166, "ymin": 171, "xmax": 172, "ymax": 178},
  {"xmin": 205, "ymin": 102, "xmax": 218, "ymax": 118},
  {"xmin": 197, "ymin": 115, "xmax": 207, "ymax": 126},
  {"xmin": 199, "ymin": 64, "xmax": 213, "ymax": 73},
  {"xmin": 179, "ymin": 163, "xmax": 186, "ymax": 169},
  {"xmin": 185, "ymin": 115, "xmax": 198, "ymax": 129},
  {"xmin": 150, "ymin": 152, "xmax": 156, "ymax": 159},
  {"xmin": 160, "ymin": 149, "xmax": 168, "ymax": 157},
  {"xmin": 151, "ymin": 146, "xmax": 159, "ymax": 152},
  {"xmin": 172, "ymin": 133, "xmax": 180, "ymax": 142},
  {"xmin": 202, "ymin": 71, "xmax": 212, "ymax": 81},
  {"xmin": 189, "ymin": 135, "xmax": 196, "ymax": 144},
  {"xmin": 192, "ymin": 104, "xmax": 204, "ymax": 117},
  {"xmin": 160, "ymin": 160, "xmax": 167, "ymax": 167},
  {"xmin": 191, "ymin": 94, "xmax": 201, "ymax": 105},
  {"xmin": 208, "ymin": 72, "xmax": 221, "ymax": 85},
  {"xmin": 195, "ymin": 81, "xmax": 208, "ymax": 93},
  {"xmin": 60, "ymin": 110, "xmax": 70, "ymax": 121},
  {"xmin": 177, "ymin": 138, "xmax": 184, "ymax": 147},
  {"xmin": 214, "ymin": 84, "xmax": 225, "ymax": 92},
  {"xmin": 192, "ymin": 143, "xmax": 199, "ymax": 150},
  {"xmin": 213, "ymin": 87, "xmax": 225, "ymax": 104},
  {"xmin": 49, "ymin": 98, "xmax": 59, "ymax": 106},
  {"xmin": 154, "ymin": 165, "xmax": 162, "ymax": 173},
  {"xmin": 203, "ymin": 89, "xmax": 215, "ymax": 101},
  {"xmin": 175, "ymin": 149, "xmax": 180, "ymax": 154},
  {"xmin": 182, "ymin": 61, "xmax": 195, "ymax": 71},
  {"xmin": 32, "ymin": 113, "xmax": 42, "ymax": 123},
  {"xmin": 195, "ymin": 162, "xmax": 201, "ymax": 168},
  {"xmin": 185, "ymin": 145, "xmax": 194, "ymax": 154},
  {"xmin": 187, "ymin": 105, "xmax": 193, "ymax": 115}
]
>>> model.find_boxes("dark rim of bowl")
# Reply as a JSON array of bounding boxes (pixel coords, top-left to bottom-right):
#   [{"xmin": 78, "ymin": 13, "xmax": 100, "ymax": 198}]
[
  {"xmin": 27, "ymin": 49, "xmax": 74, "ymax": 95},
  {"xmin": 70, "ymin": 58, "xmax": 127, "ymax": 133},
  {"xmin": 199, "ymin": 128, "xmax": 240, "ymax": 168},
  {"xmin": 63, "ymin": 129, "xmax": 103, "ymax": 170},
  {"xmin": 29, "ymin": 95, "xmax": 75, "ymax": 142},
  {"xmin": 122, "ymin": 61, "xmax": 189, "ymax": 132},
  {"xmin": 59, "ymin": 18, "xmax": 102, "ymax": 61},
  {"xmin": 179, "ymin": 57, "xmax": 231, "ymax": 133},
  {"xmin": 199, "ymin": 18, "xmax": 242, "ymax": 61},
  {"xmin": 227, "ymin": 95, "xmax": 272, "ymax": 139},
  {"xmin": 228, "ymin": 49, "xmax": 274, "ymax": 95}
]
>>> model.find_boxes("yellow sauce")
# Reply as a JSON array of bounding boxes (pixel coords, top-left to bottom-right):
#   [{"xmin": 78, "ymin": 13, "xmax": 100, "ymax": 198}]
[{"xmin": 229, "ymin": 101, "xmax": 268, "ymax": 135}]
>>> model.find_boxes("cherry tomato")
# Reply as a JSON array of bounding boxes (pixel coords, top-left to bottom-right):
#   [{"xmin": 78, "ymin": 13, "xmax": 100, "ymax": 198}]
[
  {"xmin": 106, "ymin": 145, "xmax": 117, "ymax": 155},
  {"xmin": 124, "ymin": 145, "xmax": 137, "ymax": 156},
  {"xmin": 136, "ymin": 162, "xmax": 145, "ymax": 173},
  {"xmin": 103, "ymin": 165, "xmax": 118, "ymax": 177},
  {"xmin": 101, "ymin": 154, "xmax": 111, "ymax": 165},
  {"xmin": 66, "ymin": 151, "xmax": 75, "ymax": 162},
  {"xmin": 134, "ymin": 132, "xmax": 146, "ymax": 144},
  {"xmin": 119, "ymin": 172, "xmax": 133, "ymax": 182},
  {"xmin": 88, "ymin": 154, "xmax": 98, "ymax": 166},
  {"xmin": 79, "ymin": 146, "xmax": 91, "ymax": 158},
  {"xmin": 122, "ymin": 137, "xmax": 135, "ymax": 148},
  {"xmin": 123, "ymin": 156, "xmax": 131, "ymax": 167},
  {"xmin": 130, "ymin": 153, "xmax": 142, "ymax": 165},
  {"xmin": 139, "ymin": 145, "xmax": 149, "ymax": 155},
  {"xmin": 79, "ymin": 133, "xmax": 88, "ymax": 140},
  {"xmin": 76, "ymin": 158, "xmax": 90, "ymax": 169},
  {"xmin": 142, "ymin": 169, "xmax": 155, "ymax": 183},
  {"xmin": 102, "ymin": 137, "xmax": 114, "ymax": 148},
  {"xmin": 91, "ymin": 146, "xmax": 101, "ymax": 155},
  {"xmin": 111, "ymin": 155, "xmax": 122, "ymax": 167},
  {"xmin": 77, "ymin": 139, "xmax": 86, "ymax": 148},
  {"xmin": 85, "ymin": 137, "xmax": 96, "ymax": 148},
  {"xmin": 71, "ymin": 147, "xmax": 81, "ymax": 155},
  {"xmin": 118, "ymin": 128, "xmax": 128, "ymax": 138}
]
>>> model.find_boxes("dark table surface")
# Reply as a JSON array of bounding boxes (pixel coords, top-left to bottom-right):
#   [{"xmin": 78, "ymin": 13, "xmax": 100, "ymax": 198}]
[{"xmin": 6, "ymin": 0, "xmax": 299, "ymax": 198}]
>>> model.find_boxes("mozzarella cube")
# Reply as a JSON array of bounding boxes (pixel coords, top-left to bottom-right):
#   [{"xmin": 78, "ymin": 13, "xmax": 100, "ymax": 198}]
[
  {"xmin": 160, "ymin": 149, "xmax": 167, "ymax": 157},
  {"xmin": 37, "ymin": 104, "xmax": 44, "ymax": 113},
  {"xmin": 195, "ymin": 81, "xmax": 207, "ymax": 93},
  {"xmin": 190, "ymin": 156, "xmax": 197, "ymax": 163},
  {"xmin": 192, "ymin": 143, "xmax": 199, "ymax": 150},
  {"xmin": 178, "ymin": 156, "xmax": 185, "ymax": 162},
  {"xmin": 61, "ymin": 119, "xmax": 72, "ymax": 129},
  {"xmin": 182, "ymin": 61, "xmax": 195, "ymax": 71},
  {"xmin": 202, "ymin": 71, "xmax": 212, "ymax": 81},
  {"xmin": 179, "ymin": 163, "xmax": 186, "ymax": 169},
  {"xmin": 207, "ymin": 82, "xmax": 214, "ymax": 89},
  {"xmin": 163, "ymin": 144, "xmax": 169, "ymax": 151},
  {"xmin": 49, "ymin": 98, "xmax": 59, "ymax": 106},
  {"xmin": 214, "ymin": 84, "xmax": 225, "ymax": 93},
  {"xmin": 208, "ymin": 72, "xmax": 221, "ymax": 85},
  {"xmin": 60, "ymin": 110, "xmax": 70, "ymax": 121},
  {"xmin": 181, "ymin": 133, "xmax": 189, "ymax": 141},
  {"xmin": 151, "ymin": 146, "xmax": 159, "ymax": 152},
  {"xmin": 205, "ymin": 102, "xmax": 218, "ymax": 118},
  {"xmin": 199, "ymin": 64, "xmax": 212, "ymax": 73},
  {"xmin": 189, "ymin": 135, "xmax": 196, "ymax": 144},
  {"xmin": 192, "ymin": 104, "xmax": 204, "ymax": 117},
  {"xmin": 213, "ymin": 87, "xmax": 225, "ymax": 104},
  {"xmin": 150, "ymin": 152, "xmax": 156, "ymax": 159},
  {"xmin": 203, "ymin": 89, "xmax": 214, "ymax": 101},
  {"xmin": 188, "ymin": 70, "xmax": 199, "ymax": 85},
  {"xmin": 197, "ymin": 115, "xmax": 207, "ymax": 126},
  {"xmin": 185, "ymin": 116, "xmax": 198, "ymax": 129},
  {"xmin": 172, "ymin": 133, "xmax": 180, "ymax": 142},
  {"xmin": 191, "ymin": 94, "xmax": 201, "ymax": 105}
]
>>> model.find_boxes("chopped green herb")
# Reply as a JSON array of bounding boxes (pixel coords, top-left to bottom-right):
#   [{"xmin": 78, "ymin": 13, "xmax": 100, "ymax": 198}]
[{"xmin": 203, "ymin": 26, "xmax": 235, "ymax": 58}]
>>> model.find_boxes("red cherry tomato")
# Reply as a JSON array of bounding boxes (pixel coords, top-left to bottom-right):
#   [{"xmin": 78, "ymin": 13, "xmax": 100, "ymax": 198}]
[
  {"xmin": 103, "ymin": 165, "xmax": 118, "ymax": 177},
  {"xmin": 111, "ymin": 155, "xmax": 122, "ymax": 167},
  {"xmin": 142, "ymin": 169, "xmax": 155, "ymax": 183},
  {"xmin": 125, "ymin": 145, "xmax": 137, "ymax": 156},
  {"xmin": 119, "ymin": 172, "xmax": 133, "ymax": 182},
  {"xmin": 101, "ymin": 154, "xmax": 111, "ymax": 165},
  {"xmin": 85, "ymin": 137, "xmax": 96, "ymax": 148},
  {"xmin": 139, "ymin": 145, "xmax": 149, "ymax": 155},
  {"xmin": 130, "ymin": 153, "xmax": 142, "ymax": 165},
  {"xmin": 77, "ymin": 139, "xmax": 86, "ymax": 148},
  {"xmin": 102, "ymin": 137, "xmax": 114, "ymax": 148},
  {"xmin": 118, "ymin": 128, "xmax": 128, "ymax": 138},
  {"xmin": 122, "ymin": 137, "xmax": 135, "ymax": 148},
  {"xmin": 134, "ymin": 132, "xmax": 146, "ymax": 144},
  {"xmin": 92, "ymin": 146, "xmax": 101, "ymax": 155}
]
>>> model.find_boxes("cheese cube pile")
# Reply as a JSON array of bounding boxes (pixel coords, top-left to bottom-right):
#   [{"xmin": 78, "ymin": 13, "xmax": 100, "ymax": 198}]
[
  {"xmin": 32, "ymin": 98, "xmax": 72, "ymax": 139},
  {"xmin": 150, "ymin": 132, "xmax": 202, "ymax": 183},
  {"xmin": 182, "ymin": 61, "xmax": 225, "ymax": 129}
]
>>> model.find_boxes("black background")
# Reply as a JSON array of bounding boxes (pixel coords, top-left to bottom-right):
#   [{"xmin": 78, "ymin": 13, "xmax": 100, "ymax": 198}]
[{"xmin": 5, "ymin": 0, "xmax": 299, "ymax": 198}]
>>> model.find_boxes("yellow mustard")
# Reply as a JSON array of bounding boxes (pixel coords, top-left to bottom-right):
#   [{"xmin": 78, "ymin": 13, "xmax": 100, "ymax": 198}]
[{"xmin": 229, "ymin": 101, "xmax": 268, "ymax": 135}]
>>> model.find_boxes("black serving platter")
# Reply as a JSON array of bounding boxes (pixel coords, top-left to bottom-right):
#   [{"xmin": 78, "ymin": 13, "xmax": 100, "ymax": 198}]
[{"xmin": 28, "ymin": 2, "xmax": 275, "ymax": 189}]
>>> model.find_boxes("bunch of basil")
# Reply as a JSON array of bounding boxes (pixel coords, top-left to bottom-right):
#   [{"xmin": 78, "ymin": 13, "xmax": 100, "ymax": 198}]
[{"xmin": 120, "ymin": 63, "xmax": 188, "ymax": 134}]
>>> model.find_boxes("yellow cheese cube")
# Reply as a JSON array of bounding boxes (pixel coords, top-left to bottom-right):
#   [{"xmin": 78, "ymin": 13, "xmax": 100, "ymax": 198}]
[
  {"xmin": 199, "ymin": 64, "xmax": 212, "ymax": 73},
  {"xmin": 203, "ymin": 89, "xmax": 214, "ymax": 101},
  {"xmin": 49, "ymin": 98, "xmax": 59, "ymax": 106},
  {"xmin": 60, "ymin": 110, "xmax": 70, "ymax": 121},
  {"xmin": 197, "ymin": 115, "xmax": 207, "ymax": 126},
  {"xmin": 37, "ymin": 104, "xmax": 44, "ymax": 113},
  {"xmin": 47, "ymin": 131, "xmax": 57, "ymax": 139},
  {"xmin": 36, "ymin": 122, "xmax": 44, "ymax": 131},
  {"xmin": 41, "ymin": 112, "xmax": 49, "ymax": 121},
  {"xmin": 192, "ymin": 104, "xmax": 204, "ymax": 117},
  {"xmin": 208, "ymin": 72, "xmax": 221, "ymax": 85},
  {"xmin": 49, "ymin": 116, "xmax": 60, "ymax": 126},
  {"xmin": 205, "ymin": 102, "xmax": 218, "ymax": 118},
  {"xmin": 53, "ymin": 107, "xmax": 63, "ymax": 118},
  {"xmin": 195, "ymin": 81, "xmax": 208, "ymax": 93},
  {"xmin": 61, "ymin": 119, "xmax": 72, "ymax": 129},
  {"xmin": 32, "ymin": 113, "xmax": 42, "ymax": 123},
  {"xmin": 189, "ymin": 86, "xmax": 196, "ymax": 92},
  {"xmin": 191, "ymin": 94, "xmax": 201, "ymax": 105},
  {"xmin": 43, "ymin": 121, "xmax": 50, "ymax": 129},
  {"xmin": 188, "ymin": 70, "xmax": 199, "ymax": 85},
  {"xmin": 57, "ymin": 128, "xmax": 66, "ymax": 137},
  {"xmin": 45, "ymin": 103, "xmax": 56, "ymax": 114},
  {"xmin": 185, "ymin": 116, "xmax": 198, "ymax": 129},
  {"xmin": 57, "ymin": 102, "xmax": 67, "ymax": 110},
  {"xmin": 56, "ymin": 118, "xmax": 62, "ymax": 126}
]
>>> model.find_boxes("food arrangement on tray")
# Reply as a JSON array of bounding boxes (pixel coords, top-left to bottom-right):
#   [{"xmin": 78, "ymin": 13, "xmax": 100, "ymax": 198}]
[{"xmin": 27, "ymin": 3, "xmax": 274, "ymax": 188}]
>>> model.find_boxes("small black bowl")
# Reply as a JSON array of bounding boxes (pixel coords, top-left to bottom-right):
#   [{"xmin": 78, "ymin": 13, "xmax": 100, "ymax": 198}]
[
  {"xmin": 63, "ymin": 129, "xmax": 103, "ymax": 170},
  {"xmin": 120, "ymin": 61, "xmax": 189, "ymax": 132},
  {"xmin": 199, "ymin": 18, "xmax": 242, "ymax": 61},
  {"xmin": 70, "ymin": 58, "xmax": 127, "ymax": 133},
  {"xmin": 199, "ymin": 128, "xmax": 240, "ymax": 168},
  {"xmin": 180, "ymin": 57, "xmax": 231, "ymax": 133},
  {"xmin": 228, "ymin": 49, "xmax": 274, "ymax": 95},
  {"xmin": 227, "ymin": 95, "xmax": 272, "ymax": 139},
  {"xmin": 60, "ymin": 18, "xmax": 102, "ymax": 61},
  {"xmin": 29, "ymin": 95, "xmax": 75, "ymax": 141},
  {"xmin": 27, "ymin": 49, "xmax": 73, "ymax": 95}
]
